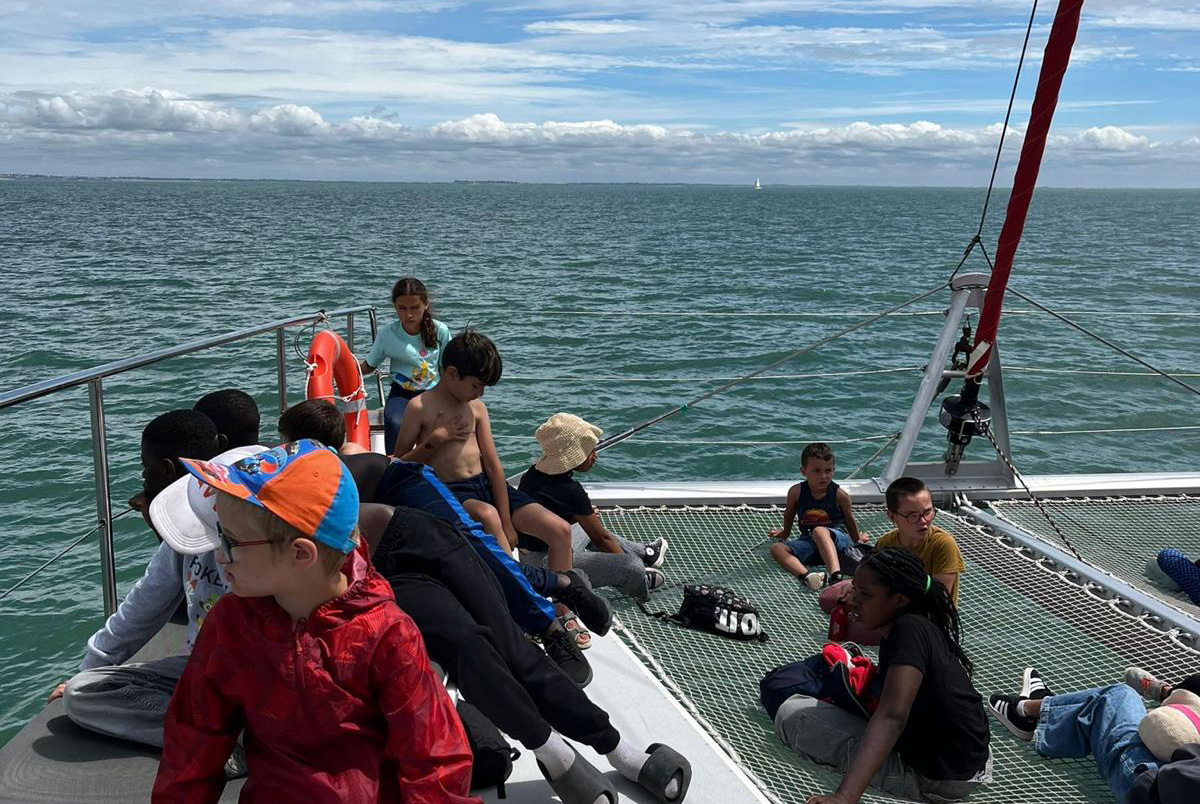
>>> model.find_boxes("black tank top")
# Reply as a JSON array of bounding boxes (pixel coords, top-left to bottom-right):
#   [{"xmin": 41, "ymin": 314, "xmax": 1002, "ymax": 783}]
[{"xmin": 795, "ymin": 481, "xmax": 844, "ymax": 533}]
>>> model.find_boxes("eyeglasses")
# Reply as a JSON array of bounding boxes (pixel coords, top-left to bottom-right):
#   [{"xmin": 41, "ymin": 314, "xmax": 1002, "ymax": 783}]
[
  {"xmin": 893, "ymin": 507, "xmax": 937, "ymax": 525},
  {"xmin": 216, "ymin": 521, "xmax": 272, "ymax": 560}
]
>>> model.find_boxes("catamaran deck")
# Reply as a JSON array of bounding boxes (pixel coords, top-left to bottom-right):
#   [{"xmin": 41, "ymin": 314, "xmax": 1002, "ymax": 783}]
[{"xmin": 3, "ymin": 476, "xmax": 1197, "ymax": 804}]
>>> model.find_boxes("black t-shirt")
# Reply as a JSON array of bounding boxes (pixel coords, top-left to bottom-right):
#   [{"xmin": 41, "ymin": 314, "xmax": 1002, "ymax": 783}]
[
  {"xmin": 517, "ymin": 467, "xmax": 594, "ymax": 552},
  {"xmin": 878, "ymin": 613, "xmax": 990, "ymax": 781}
]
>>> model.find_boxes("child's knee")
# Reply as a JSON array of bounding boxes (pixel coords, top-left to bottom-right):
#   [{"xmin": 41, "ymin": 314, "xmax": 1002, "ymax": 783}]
[
  {"xmin": 810, "ymin": 527, "xmax": 833, "ymax": 544},
  {"xmin": 770, "ymin": 542, "xmax": 790, "ymax": 561},
  {"xmin": 546, "ymin": 518, "xmax": 571, "ymax": 547}
]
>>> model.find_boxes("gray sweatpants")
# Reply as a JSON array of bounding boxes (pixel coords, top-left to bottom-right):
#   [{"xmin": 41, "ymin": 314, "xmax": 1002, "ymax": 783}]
[
  {"xmin": 521, "ymin": 525, "xmax": 650, "ymax": 601},
  {"xmin": 62, "ymin": 654, "xmax": 189, "ymax": 748},
  {"xmin": 774, "ymin": 695, "xmax": 991, "ymax": 802}
]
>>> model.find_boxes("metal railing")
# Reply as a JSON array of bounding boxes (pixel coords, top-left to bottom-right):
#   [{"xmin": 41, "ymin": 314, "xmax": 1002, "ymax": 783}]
[{"xmin": 0, "ymin": 305, "xmax": 383, "ymax": 616}]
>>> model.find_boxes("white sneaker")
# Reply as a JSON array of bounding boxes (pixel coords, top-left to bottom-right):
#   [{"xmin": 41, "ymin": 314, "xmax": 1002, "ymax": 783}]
[
  {"xmin": 645, "ymin": 567, "xmax": 665, "ymax": 593},
  {"xmin": 803, "ymin": 571, "xmax": 826, "ymax": 591}
]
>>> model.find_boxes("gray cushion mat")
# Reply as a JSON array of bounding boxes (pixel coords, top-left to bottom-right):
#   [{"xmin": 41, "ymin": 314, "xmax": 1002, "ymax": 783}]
[{"xmin": 0, "ymin": 624, "xmax": 244, "ymax": 803}]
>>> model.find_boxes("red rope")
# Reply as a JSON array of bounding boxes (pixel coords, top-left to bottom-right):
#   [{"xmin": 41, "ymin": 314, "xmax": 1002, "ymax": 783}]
[{"xmin": 968, "ymin": 0, "xmax": 1086, "ymax": 378}]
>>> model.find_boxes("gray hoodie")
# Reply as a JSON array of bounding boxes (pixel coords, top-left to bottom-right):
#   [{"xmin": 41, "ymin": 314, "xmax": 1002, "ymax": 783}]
[{"xmin": 80, "ymin": 542, "xmax": 228, "ymax": 670}]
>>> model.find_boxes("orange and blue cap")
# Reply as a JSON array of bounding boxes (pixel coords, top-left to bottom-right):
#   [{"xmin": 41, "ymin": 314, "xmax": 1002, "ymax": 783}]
[{"xmin": 179, "ymin": 439, "xmax": 359, "ymax": 554}]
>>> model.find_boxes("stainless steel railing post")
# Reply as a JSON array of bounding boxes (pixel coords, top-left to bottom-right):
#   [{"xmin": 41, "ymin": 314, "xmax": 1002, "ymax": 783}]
[
  {"xmin": 347, "ymin": 312, "xmax": 356, "ymax": 354},
  {"xmin": 276, "ymin": 328, "xmax": 288, "ymax": 414},
  {"xmin": 367, "ymin": 308, "xmax": 385, "ymax": 405},
  {"xmin": 88, "ymin": 379, "xmax": 118, "ymax": 617}
]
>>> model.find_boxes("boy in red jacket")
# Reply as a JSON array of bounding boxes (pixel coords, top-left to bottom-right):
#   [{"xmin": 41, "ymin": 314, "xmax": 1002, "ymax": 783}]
[{"xmin": 152, "ymin": 440, "xmax": 478, "ymax": 804}]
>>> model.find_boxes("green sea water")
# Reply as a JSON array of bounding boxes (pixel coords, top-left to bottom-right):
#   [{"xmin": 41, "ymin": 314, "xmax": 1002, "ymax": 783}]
[{"xmin": 0, "ymin": 179, "xmax": 1197, "ymax": 742}]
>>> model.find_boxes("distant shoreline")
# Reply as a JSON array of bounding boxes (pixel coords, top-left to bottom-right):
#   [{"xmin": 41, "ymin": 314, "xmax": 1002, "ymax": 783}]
[{"xmin": 1, "ymin": 173, "xmax": 1195, "ymax": 191}]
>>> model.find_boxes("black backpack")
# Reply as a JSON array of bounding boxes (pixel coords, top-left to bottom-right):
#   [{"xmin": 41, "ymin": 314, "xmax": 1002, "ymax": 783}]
[
  {"xmin": 456, "ymin": 699, "xmax": 519, "ymax": 797},
  {"xmin": 648, "ymin": 583, "xmax": 768, "ymax": 642}
]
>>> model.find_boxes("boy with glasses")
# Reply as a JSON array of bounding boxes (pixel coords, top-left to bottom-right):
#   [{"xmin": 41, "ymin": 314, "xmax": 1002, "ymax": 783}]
[
  {"xmin": 875, "ymin": 476, "xmax": 965, "ymax": 605},
  {"xmin": 152, "ymin": 440, "xmax": 477, "ymax": 803}
]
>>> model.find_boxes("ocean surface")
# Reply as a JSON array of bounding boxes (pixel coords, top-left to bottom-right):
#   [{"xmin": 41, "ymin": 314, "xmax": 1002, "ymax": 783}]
[{"xmin": 0, "ymin": 180, "xmax": 1197, "ymax": 742}]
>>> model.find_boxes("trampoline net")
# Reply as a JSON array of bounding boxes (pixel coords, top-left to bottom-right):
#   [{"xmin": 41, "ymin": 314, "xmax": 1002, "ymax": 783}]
[
  {"xmin": 598, "ymin": 503, "xmax": 1200, "ymax": 804},
  {"xmin": 990, "ymin": 495, "xmax": 1200, "ymax": 620}
]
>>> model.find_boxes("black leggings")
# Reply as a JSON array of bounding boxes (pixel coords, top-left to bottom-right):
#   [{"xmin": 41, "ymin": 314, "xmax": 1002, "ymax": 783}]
[{"xmin": 374, "ymin": 507, "xmax": 620, "ymax": 753}]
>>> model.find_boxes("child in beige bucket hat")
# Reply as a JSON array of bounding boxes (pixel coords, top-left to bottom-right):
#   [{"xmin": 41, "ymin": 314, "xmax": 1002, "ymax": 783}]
[
  {"xmin": 519, "ymin": 413, "xmax": 669, "ymax": 603},
  {"xmin": 534, "ymin": 413, "xmax": 604, "ymax": 476}
]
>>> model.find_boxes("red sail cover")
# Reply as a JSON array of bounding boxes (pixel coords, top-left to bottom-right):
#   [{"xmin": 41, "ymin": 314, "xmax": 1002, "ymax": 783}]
[{"xmin": 967, "ymin": 0, "xmax": 1086, "ymax": 378}]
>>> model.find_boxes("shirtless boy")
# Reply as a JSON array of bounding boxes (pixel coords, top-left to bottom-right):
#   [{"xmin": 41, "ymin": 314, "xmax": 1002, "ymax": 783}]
[{"xmin": 393, "ymin": 331, "xmax": 573, "ymax": 572}]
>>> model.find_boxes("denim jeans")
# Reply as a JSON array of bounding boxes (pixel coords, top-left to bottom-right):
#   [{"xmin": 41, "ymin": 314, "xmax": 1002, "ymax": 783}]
[{"xmin": 1035, "ymin": 684, "xmax": 1158, "ymax": 803}]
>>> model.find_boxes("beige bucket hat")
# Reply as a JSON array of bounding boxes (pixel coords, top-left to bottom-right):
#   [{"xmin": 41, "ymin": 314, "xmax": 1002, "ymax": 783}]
[
  {"xmin": 1139, "ymin": 687, "xmax": 1200, "ymax": 761},
  {"xmin": 534, "ymin": 413, "xmax": 603, "ymax": 475}
]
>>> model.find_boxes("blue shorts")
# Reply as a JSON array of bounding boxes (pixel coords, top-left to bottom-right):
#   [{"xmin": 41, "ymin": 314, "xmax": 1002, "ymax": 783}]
[
  {"xmin": 783, "ymin": 527, "xmax": 851, "ymax": 565},
  {"xmin": 444, "ymin": 472, "xmax": 537, "ymax": 513}
]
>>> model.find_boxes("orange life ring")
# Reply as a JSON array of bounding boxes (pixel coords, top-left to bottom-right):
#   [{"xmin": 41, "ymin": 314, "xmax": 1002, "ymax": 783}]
[{"xmin": 305, "ymin": 330, "xmax": 370, "ymax": 450}]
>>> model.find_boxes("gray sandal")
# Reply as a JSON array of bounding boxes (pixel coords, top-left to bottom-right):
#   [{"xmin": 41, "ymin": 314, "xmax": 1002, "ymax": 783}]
[
  {"xmin": 537, "ymin": 744, "xmax": 619, "ymax": 804},
  {"xmin": 638, "ymin": 743, "xmax": 691, "ymax": 803}
]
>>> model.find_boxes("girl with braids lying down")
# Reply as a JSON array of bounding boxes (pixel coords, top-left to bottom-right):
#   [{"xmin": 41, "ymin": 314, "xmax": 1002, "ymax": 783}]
[{"xmin": 775, "ymin": 548, "xmax": 992, "ymax": 804}]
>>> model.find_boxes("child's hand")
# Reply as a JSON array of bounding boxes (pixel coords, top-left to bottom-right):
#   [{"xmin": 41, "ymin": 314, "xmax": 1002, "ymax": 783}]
[
  {"xmin": 856, "ymin": 531, "xmax": 870, "ymax": 544},
  {"xmin": 806, "ymin": 794, "xmax": 856, "ymax": 804},
  {"xmin": 768, "ymin": 528, "xmax": 786, "ymax": 540},
  {"xmin": 48, "ymin": 682, "xmax": 66, "ymax": 703},
  {"xmin": 446, "ymin": 414, "xmax": 471, "ymax": 442}
]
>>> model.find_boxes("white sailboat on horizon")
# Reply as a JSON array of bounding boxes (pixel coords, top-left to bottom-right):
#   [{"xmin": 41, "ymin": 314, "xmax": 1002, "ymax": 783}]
[{"xmin": 753, "ymin": 177, "xmax": 761, "ymax": 190}]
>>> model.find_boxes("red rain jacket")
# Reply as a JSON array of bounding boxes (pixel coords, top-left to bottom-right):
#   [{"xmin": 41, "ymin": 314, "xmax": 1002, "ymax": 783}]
[{"xmin": 152, "ymin": 547, "xmax": 479, "ymax": 804}]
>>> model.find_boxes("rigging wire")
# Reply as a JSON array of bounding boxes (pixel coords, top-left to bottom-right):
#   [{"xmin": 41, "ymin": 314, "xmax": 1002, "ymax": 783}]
[
  {"xmin": 947, "ymin": 0, "xmax": 1041, "ymax": 285},
  {"xmin": 594, "ymin": 282, "xmax": 949, "ymax": 454},
  {"xmin": 1009, "ymin": 288, "xmax": 1200, "ymax": 401},
  {"xmin": 0, "ymin": 508, "xmax": 139, "ymax": 604}
]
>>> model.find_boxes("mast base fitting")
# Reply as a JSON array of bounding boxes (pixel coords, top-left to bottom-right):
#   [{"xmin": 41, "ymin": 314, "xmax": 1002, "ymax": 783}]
[{"xmin": 939, "ymin": 395, "xmax": 991, "ymax": 475}]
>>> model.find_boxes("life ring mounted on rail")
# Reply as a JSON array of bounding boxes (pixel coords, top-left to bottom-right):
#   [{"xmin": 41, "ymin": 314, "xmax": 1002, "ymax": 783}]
[{"xmin": 305, "ymin": 330, "xmax": 371, "ymax": 450}]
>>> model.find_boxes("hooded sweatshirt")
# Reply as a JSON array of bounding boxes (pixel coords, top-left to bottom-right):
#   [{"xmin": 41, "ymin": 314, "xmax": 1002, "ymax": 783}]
[{"xmin": 152, "ymin": 546, "xmax": 478, "ymax": 804}]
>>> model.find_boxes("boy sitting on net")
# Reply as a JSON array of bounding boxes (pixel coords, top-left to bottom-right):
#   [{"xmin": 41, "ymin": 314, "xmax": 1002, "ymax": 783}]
[
  {"xmin": 393, "ymin": 330, "xmax": 573, "ymax": 573},
  {"xmin": 152, "ymin": 440, "xmax": 477, "ymax": 804},
  {"xmin": 769, "ymin": 442, "xmax": 864, "ymax": 590}
]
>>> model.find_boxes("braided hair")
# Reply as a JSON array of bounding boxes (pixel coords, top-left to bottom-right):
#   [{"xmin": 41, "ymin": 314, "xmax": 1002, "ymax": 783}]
[
  {"xmin": 860, "ymin": 547, "xmax": 974, "ymax": 677},
  {"xmin": 392, "ymin": 277, "xmax": 438, "ymax": 350}
]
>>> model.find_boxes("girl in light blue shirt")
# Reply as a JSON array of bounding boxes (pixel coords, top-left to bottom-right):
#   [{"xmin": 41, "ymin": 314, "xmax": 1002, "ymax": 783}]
[{"xmin": 360, "ymin": 277, "xmax": 451, "ymax": 454}]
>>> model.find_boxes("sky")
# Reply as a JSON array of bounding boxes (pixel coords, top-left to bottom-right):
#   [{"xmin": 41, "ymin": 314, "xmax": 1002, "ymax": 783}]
[{"xmin": 1, "ymin": 1, "xmax": 1197, "ymax": 186}]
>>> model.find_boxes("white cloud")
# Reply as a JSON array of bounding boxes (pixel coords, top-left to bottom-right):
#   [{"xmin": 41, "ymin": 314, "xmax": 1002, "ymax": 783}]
[
  {"xmin": 525, "ymin": 20, "xmax": 647, "ymax": 35},
  {"xmin": 2, "ymin": 89, "xmax": 1195, "ymax": 185}
]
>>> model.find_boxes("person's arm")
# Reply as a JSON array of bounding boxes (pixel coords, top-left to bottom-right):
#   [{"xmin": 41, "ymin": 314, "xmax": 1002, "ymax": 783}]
[
  {"xmin": 930, "ymin": 530, "xmax": 966, "ymax": 602},
  {"xmin": 392, "ymin": 396, "xmax": 433, "ymax": 459},
  {"xmin": 576, "ymin": 511, "xmax": 624, "ymax": 554},
  {"xmin": 806, "ymin": 665, "xmax": 922, "ymax": 804},
  {"xmin": 770, "ymin": 484, "xmax": 801, "ymax": 538},
  {"xmin": 360, "ymin": 330, "xmax": 389, "ymax": 376},
  {"xmin": 81, "ymin": 542, "xmax": 184, "ymax": 670},
  {"xmin": 474, "ymin": 403, "xmax": 517, "ymax": 545},
  {"xmin": 838, "ymin": 488, "xmax": 866, "ymax": 543},
  {"xmin": 373, "ymin": 616, "xmax": 479, "ymax": 803},
  {"xmin": 151, "ymin": 608, "xmax": 241, "ymax": 804}
]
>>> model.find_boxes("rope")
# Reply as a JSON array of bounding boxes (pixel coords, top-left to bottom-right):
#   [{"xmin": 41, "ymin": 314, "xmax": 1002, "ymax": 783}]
[
  {"xmin": 503, "ymin": 366, "xmax": 921, "ymax": 383},
  {"xmin": 0, "ymin": 508, "xmax": 139, "ymax": 603},
  {"xmin": 1008, "ymin": 288, "xmax": 1200, "ymax": 401},
  {"xmin": 976, "ymin": 0, "xmax": 1040, "ymax": 246},
  {"xmin": 971, "ymin": 409, "xmax": 1084, "ymax": 560},
  {"xmin": 595, "ymin": 282, "xmax": 949, "ymax": 454},
  {"xmin": 845, "ymin": 430, "xmax": 903, "ymax": 480}
]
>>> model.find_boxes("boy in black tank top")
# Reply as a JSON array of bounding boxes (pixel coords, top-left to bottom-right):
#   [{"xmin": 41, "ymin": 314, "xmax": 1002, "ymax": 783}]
[{"xmin": 768, "ymin": 443, "xmax": 865, "ymax": 590}]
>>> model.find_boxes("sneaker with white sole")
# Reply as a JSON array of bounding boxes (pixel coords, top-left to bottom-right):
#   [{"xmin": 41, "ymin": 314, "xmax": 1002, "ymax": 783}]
[
  {"xmin": 642, "ymin": 538, "xmax": 668, "ymax": 569},
  {"xmin": 1020, "ymin": 668, "xmax": 1055, "ymax": 700},
  {"xmin": 988, "ymin": 694, "xmax": 1035, "ymax": 740},
  {"xmin": 802, "ymin": 571, "xmax": 826, "ymax": 591},
  {"xmin": 1125, "ymin": 666, "xmax": 1170, "ymax": 702},
  {"xmin": 645, "ymin": 566, "xmax": 665, "ymax": 594}
]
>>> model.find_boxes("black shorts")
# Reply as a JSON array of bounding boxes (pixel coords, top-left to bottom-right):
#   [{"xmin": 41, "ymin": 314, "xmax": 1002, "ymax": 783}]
[{"xmin": 444, "ymin": 472, "xmax": 536, "ymax": 513}]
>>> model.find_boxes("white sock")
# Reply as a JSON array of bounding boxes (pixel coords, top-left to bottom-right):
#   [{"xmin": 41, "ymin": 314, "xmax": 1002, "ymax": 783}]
[
  {"xmin": 1017, "ymin": 698, "xmax": 1036, "ymax": 718},
  {"xmin": 606, "ymin": 739, "xmax": 681, "ymax": 800},
  {"xmin": 532, "ymin": 733, "xmax": 575, "ymax": 780}
]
